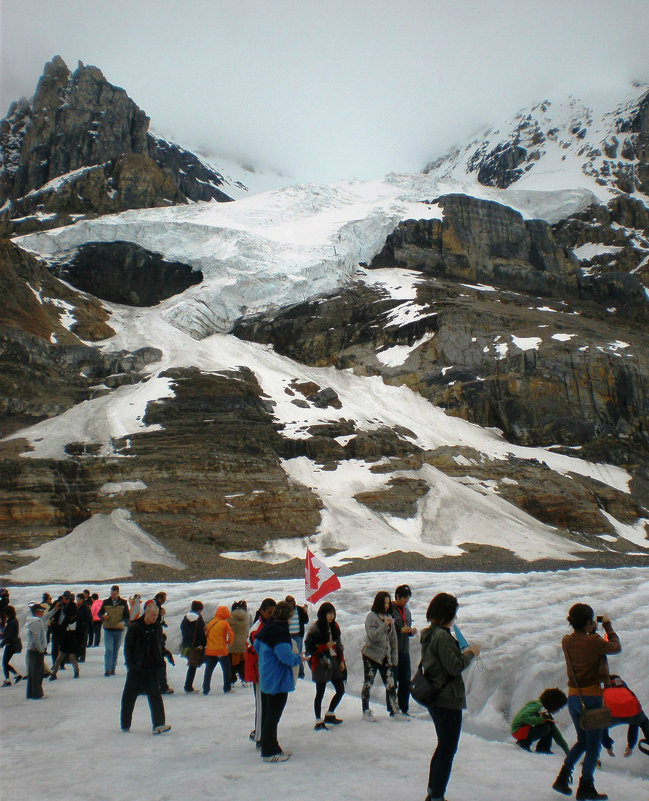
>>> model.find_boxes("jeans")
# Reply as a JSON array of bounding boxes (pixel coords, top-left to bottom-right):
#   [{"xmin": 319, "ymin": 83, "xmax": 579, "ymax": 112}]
[
  {"xmin": 518, "ymin": 721, "xmax": 554, "ymax": 751},
  {"xmin": 603, "ymin": 710, "xmax": 649, "ymax": 750},
  {"xmin": 391, "ymin": 650, "xmax": 411, "ymax": 714},
  {"xmin": 427, "ymin": 705, "xmax": 463, "ymax": 800},
  {"xmin": 104, "ymin": 628, "xmax": 124, "ymax": 674},
  {"xmin": 120, "ymin": 668, "xmax": 165, "ymax": 730},
  {"xmin": 291, "ymin": 635, "xmax": 304, "ymax": 678},
  {"xmin": 361, "ymin": 655, "xmax": 398, "ymax": 714},
  {"xmin": 202, "ymin": 655, "xmax": 231, "ymax": 694},
  {"xmin": 260, "ymin": 691, "xmax": 288, "ymax": 757},
  {"xmin": 563, "ymin": 695, "xmax": 604, "ymax": 781},
  {"xmin": 26, "ymin": 650, "xmax": 45, "ymax": 699},
  {"xmin": 314, "ymin": 679, "xmax": 345, "ymax": 720}
]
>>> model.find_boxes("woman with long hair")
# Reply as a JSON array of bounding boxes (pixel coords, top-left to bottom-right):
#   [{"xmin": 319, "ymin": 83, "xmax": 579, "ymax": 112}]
[
  {"xmin": 552, "ymin": 603, "xmax": 621, "ymax": 801},
  {"xmin": 304, "ymin": 601, "xmax": 346, "ymax": 730},
  {"xmin": 360, "ymin": 590, "xmax": 400, "ymax": 721},
  {"xmin": 420, "ymin": 592, "xmax": 480, "ymax": 801},
  {"xmin": 1, "ymin": 606, "xmax": 22, "ymax": 685}
]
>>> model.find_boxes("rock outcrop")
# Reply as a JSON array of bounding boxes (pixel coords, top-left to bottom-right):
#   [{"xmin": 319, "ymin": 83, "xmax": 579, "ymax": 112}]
[
  {"xmin": 56, "ymin": 241, "xmax": 203, "ymax": 306},
  {"xmin": 0, "ymin": 56, "xmax": 233, "ymax": 235}
]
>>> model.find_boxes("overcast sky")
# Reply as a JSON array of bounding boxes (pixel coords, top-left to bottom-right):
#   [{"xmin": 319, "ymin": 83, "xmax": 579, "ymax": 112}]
[{"xmin": 2, "ymin": 0, "xmax": 648, "ymax": 183}]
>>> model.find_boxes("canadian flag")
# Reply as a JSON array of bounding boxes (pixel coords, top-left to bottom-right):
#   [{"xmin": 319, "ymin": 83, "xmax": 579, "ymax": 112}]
[{"xmin": 305, "ymin": 548, "xmax": 341, "ymax": 604}]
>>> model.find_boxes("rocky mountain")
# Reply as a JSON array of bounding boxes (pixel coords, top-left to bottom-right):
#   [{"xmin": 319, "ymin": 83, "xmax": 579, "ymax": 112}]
[
  {"xmin": 0, "ymin": 56, "xmax": 238, "ymax": 236},
  {"xmin": 1, "ymin": 75, "xmax": 648, "ymax": 583}
]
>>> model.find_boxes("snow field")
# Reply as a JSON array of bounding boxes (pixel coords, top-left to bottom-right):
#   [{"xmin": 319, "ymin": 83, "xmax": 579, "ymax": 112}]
[{"xmin": 2, "ymin": 569, "xmax": 648, "ymax": 800}]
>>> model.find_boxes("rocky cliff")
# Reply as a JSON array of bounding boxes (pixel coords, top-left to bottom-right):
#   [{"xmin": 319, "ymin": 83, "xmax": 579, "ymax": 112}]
[{"xmin": 0, "ymin": 56, "xmax": 234, "ymax": 235}]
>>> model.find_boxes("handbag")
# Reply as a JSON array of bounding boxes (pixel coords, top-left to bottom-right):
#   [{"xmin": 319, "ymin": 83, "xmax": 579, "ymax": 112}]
[
  {"xmin": 186, "ymin": 616, "xmax": 204, "ymax": 668},
  {"xmin": 562, "ymin": 638, "xmax": 613, "ymax": 731},
  {"xmin": 410, "ymin": 662, "xmax": 453, "ymax": 708}
]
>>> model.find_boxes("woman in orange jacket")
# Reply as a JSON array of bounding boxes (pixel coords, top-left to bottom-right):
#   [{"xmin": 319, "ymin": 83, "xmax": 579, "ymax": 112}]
[{"xmin": 202, "ymin": 606, "xmax": 234, "ymax": 695}]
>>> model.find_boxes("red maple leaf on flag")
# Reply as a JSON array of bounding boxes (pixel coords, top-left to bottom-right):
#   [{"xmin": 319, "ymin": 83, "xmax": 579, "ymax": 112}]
[{"xmin": 305, "ymin": 548, "xmax": 341, "ymax": 604}]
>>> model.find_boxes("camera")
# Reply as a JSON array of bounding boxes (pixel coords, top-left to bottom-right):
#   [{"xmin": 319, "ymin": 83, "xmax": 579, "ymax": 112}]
[{"xmin": 596, "ymin": 615, "xmax": 603, "ymax": 623}]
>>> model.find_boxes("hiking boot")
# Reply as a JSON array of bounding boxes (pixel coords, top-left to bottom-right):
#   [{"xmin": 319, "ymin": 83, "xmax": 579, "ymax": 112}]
[
  {"xmin": 363, "ymin": 709, "xmax": 376, "ymax": 722},
  {"xmin": 314, "ymin": 720, "xmax": 329, "ymax": 731},
  {"xmin": 553, "ymin": 766, "xmax": 573, "ymax": 796},
  {"xmin": 324, "ymin": 713, "xmax": 343, "ymax": 725},
  {"xmin": 152, "ymin": 724, "xmax": 172, "ymax": 735},
  {"xmin": 575, "ymin": 778, "xmax": 607, "ymax": 800}
]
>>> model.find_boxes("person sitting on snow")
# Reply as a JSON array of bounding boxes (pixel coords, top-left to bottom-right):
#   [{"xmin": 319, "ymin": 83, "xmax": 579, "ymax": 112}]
[
  {"xmin": 601, "ymin": 675, "xmax": 649, "ymax": 757},
  {"xmin": 511, "ymin": 688, "xmax": 569, "ymax": 754}
]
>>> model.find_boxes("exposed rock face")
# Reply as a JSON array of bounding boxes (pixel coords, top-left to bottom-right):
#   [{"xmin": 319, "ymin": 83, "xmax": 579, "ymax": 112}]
[
  {"xmin": 354, "ymin": 477, "xmax": 430, "ymax": 518},
  {"xmin": 57, "ymin": 241, "xmax": 203, "ymax": 305},
  {"xmin": 0, "ymin": 56, "xmax": 233, "ymax": 235},
  {"xmin": 0, "ymin": 366, "xmax": 322, "ymax": 567}
]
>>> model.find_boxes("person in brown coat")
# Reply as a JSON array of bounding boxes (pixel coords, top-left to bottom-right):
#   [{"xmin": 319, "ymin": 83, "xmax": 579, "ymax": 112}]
[{"xmin": 552, "ymin": 603, "xmax": 621, "ymax": 801}]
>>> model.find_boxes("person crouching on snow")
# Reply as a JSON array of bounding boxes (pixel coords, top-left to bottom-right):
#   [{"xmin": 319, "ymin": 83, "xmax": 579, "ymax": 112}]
[
  {"xmin": 511, "ymin": 688, "xmax": 569, "ymax": 754},
  {"xmin": 600, "ymin": 675, "xmax": 649, "ymax": 758}
]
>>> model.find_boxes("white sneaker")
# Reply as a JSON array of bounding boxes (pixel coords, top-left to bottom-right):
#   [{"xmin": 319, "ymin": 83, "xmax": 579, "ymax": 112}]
[
  {"xmin": 390, "ymin": 711, "xmax": 410, "ymax": 722},
  {"xmin": 262, "ymin": 751, "xmax": 291, "ymax": 763},
  {"xmin": 152, "ymin": 724, "xmax": 172, "ymax": 735},
  {"xmin": 363, "ymin": 710, "xmax": 376, "ymax": 722}
]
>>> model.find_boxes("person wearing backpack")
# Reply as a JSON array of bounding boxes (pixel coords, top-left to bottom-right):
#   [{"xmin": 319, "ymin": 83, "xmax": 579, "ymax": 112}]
[
  {"xmin": 601, "ymin": 675, "xmax": 649, "ymax": 757},
  {"xmin": 420, "ymin": 592, "xmax": 480, "ymax": 801}
]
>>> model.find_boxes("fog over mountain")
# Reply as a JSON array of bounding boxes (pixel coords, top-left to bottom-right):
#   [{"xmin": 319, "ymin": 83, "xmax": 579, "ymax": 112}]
[{"xmin": 2, "ymin": 0, "xmax": 648, "ymax": 182}]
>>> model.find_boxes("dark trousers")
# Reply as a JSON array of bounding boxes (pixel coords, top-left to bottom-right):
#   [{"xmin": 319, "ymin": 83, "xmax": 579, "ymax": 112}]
[
  {"xmin": 120, "ymin": 668, "xmax": 165, "ymax": 730},
  {"xmin": 604, "ymin": 711, "xmax": 649, "ymax": 750},
  {"xmin": 260, "ymin": 691, "xmax": 288, "ymax": 757},
  {"xmin": 427, "ymin": 705, "xmax": 463, "ymax": 800},
  {"xmin": 518, "ymin": 721, "xmax": 553, "ymax": 751},
  {"xmin": 230, "ymin": 654, "xmax": 246, "ymax": 683},
  {"xmin": 361, "ymin": 655, "xmax": 398, "ymax": 714},
  {"xmin": 314, "ymin": 679, "xmax": 345, "ymax": 720},
  {"xmin": 203, "ymin": 655, "xmax": 231, "ymax": 693},
  {"xmin": 92, "ymin": 620, "xmax": 102, "ymax": 646},
  {"xmin": 391, "ymin": 651, "xmax": 411, "ymax": 714},
  {"xmin": 2, "ymin": 645, "xmax": 19, "ymax": 679},
  {"xmin": 76, "ymin": 628, "xmax": 88, "ymax": 662},
  {"xmin": 26, "ymin": 650, "xmax": 45, "ymax": 699},
  {"xmin": 184, "ymin": 663, "xmax": 198, "ymax": 691},
  {"xmin": 157, "ymin": 659, "xmax": 171, "ymax": 692}
]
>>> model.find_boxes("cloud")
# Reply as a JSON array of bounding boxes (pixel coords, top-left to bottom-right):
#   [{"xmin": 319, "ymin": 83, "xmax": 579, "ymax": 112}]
[{"xmin": 2, "ymin": 0, "xmax": 648, "ymax": 182}]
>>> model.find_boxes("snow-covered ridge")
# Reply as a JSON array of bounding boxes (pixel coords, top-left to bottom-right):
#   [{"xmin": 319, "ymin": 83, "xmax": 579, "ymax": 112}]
[{"xmin": 16, "ymin": 174, "xmax": 596, "ymax": 339}]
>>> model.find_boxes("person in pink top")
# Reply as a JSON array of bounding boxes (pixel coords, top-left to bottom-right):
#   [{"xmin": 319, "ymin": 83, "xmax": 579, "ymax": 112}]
[{"xmin": 90, "ymin": 594, "xmax": 103, "ymax": 647}]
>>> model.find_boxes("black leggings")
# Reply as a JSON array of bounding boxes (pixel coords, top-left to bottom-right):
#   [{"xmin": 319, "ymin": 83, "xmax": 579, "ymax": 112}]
[
  {"xmin": 3, "ymin": 646, "xmax": 19, "ymax": 679},
  {"xmin": 314, "ymin": 679, "xmax": 345, "ymax": 720}
]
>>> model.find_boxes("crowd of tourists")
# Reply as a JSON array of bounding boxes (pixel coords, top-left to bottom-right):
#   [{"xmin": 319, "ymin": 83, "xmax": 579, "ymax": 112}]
[{"xmin": 1, "ymin": 584, "xmax": 647, "ymax": 801}]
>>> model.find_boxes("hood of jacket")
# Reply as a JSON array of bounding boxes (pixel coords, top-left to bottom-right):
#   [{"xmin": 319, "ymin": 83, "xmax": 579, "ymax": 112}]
[
  {"xmin": 255, "ymin": 618, "xmax": 290, "ymax": 649},
  {"xmin": 214, "ymin": 606, "xmax": 231, "ymax": 621},
  {"xmin": 184, "ymin": 612, "xmax": 200, "ymax": 623}
]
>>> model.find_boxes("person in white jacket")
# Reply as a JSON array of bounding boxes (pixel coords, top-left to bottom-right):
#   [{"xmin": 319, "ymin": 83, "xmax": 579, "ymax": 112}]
[{"xmin": 25, "ymin": 602, "xmax": 55, "ymax": 699}]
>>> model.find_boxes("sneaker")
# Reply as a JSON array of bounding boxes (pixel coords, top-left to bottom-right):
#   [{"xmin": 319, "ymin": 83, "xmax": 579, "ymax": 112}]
[
  {"xmin": 49, "ymin": 673, "xmax": 57, "ymax": 681},
  {"xmin": 516, "ymin": 740, "xmax": 532, "ymax": 751},
  {"xmin": 363, "ymin": 710, "xmax": 376, "ymax": 722},
  {"xmin": 152, "ymin": 724, "xmax": 172, "ymax": 735},
  {"xmin": 324, "ymin": 713, "xmax": 343, "ymax": 724},
  {"xmin": 262, "ymin": 752, "xmax": 291, "ymax": 763},
  {"xmin": 314, "ymin": 720, "xmax": 329, "ymax": 731},
  {"xmin": 241, "ymin": 681, "xmax": 251, "ymax": 688},
  {"xmin": 110, "ymin": 669, "xmax": 116, "ymax": 675},
  {"xmin": 184, "ymin": 688, "xmax": 196, "ymax": 694},
  {"xmin": 121, "ymin": 727, "xmax": 130, "ymax": 733},
  {"xmin": 104, "ymin": 671, "xmax": 111, "ymax": 677},
  {"xmin": 161, "ymin": 688, "xmax": 174, "ymax": 695},
  {"xmin": 2, "ymin": 680, "xmax": 11, "ymax": 687},
  {"xmin": 73, "ymin": 672, "xmax": 80, "ymax": 679},
  {"xmin": 14, "ymin": 675, "xmax": 23, "ymax": 684},
  {"xmin": 390, "ymin": 711, "xmax": 410, "ymax": 721},
  {"xmin": 249, "ymin": 730, "xmax": 256, "ymax": 742}
]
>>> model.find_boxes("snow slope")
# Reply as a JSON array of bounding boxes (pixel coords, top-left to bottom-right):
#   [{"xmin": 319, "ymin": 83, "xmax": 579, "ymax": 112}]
[{"xmin": 2, "ymin": 569, "xmax": 648, "ymax": 801}]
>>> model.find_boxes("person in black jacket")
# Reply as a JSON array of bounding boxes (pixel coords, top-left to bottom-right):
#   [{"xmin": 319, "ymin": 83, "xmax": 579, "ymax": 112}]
[
  {"xmin": 1, "ymin": 606, "xmax": 23, "ymax": 685},
  {"xmin": 180, "ymin": 600, "xmax": 206, "ymax": 693},
  {"xmin": 75, "ymin": 593, "xmax": 92, "ymax": 663},
  {"xmin": 120, "ymin": 600, "xmax": 171, "ymax": 734},
  {"xmin": 390, "ymin": 584, "xmax": 417, "ymax": 716},
  {"xmin": 304, "ymin": 602, "xmax": 346, "ymax": 730},
  {"xmin": 49, "ymin": 592, "xmax": 80, "ymax": 680}
]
